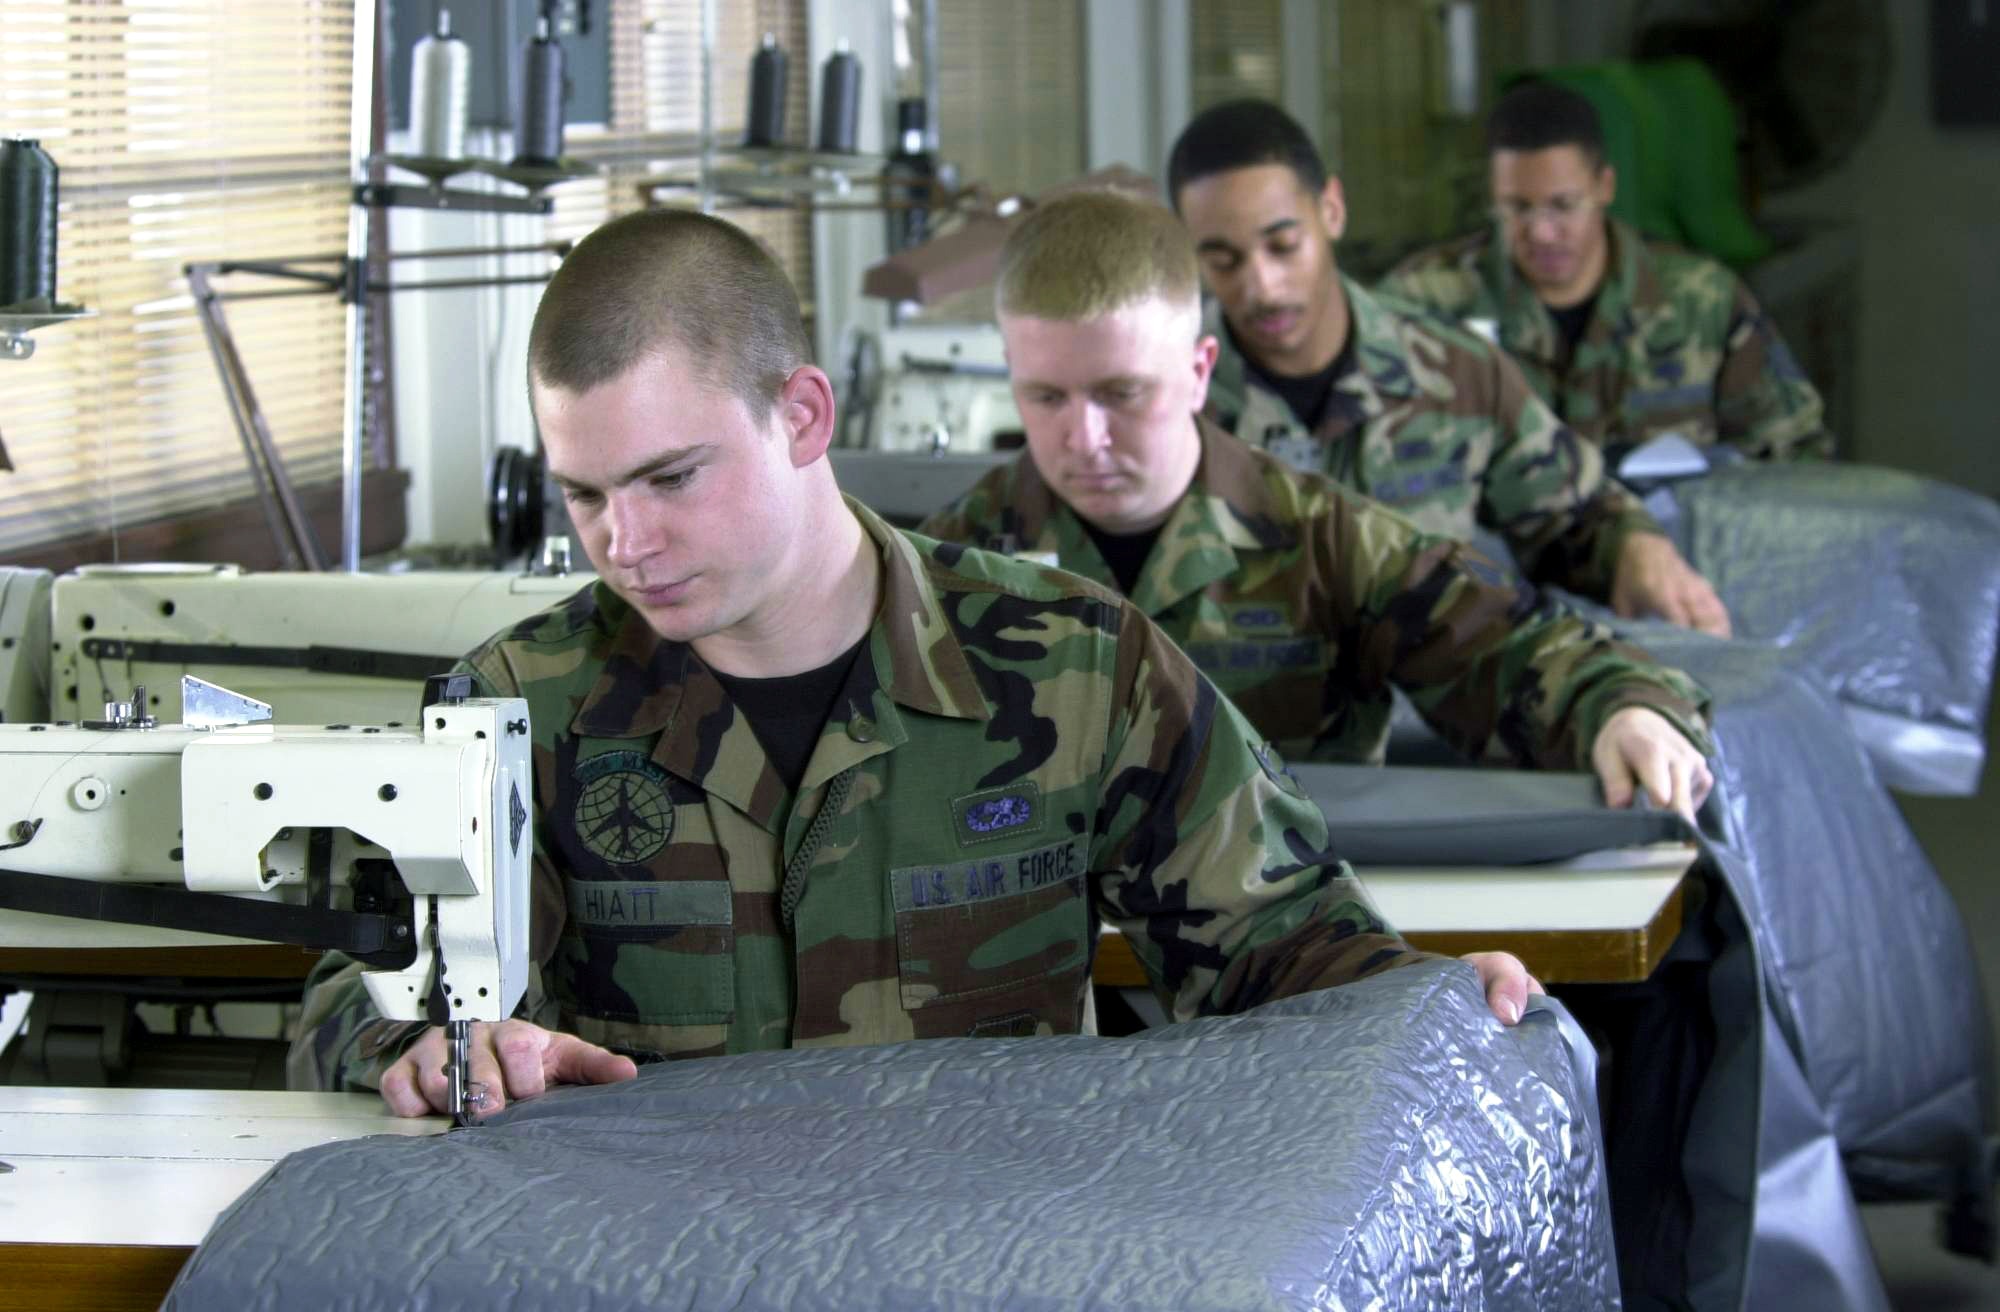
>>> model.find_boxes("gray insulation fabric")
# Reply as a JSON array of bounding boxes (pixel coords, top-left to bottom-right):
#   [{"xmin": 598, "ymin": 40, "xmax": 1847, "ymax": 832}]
[
  {"xmin": 167, "ymin": 963, "xmax": 1617, "ymax": 1312},
  {"xmin": 1614, "ymin": 627, "xmax": 1994, "ymax": 1213},
  {"xmin": 1399, "ymin": 614, "xmax": 1994, "ymax": 1309},
  {"xmin": 1300, "ymin": 763, "xmax": 1767, "ymax": 1310},
  {"xmin": 1662, "ymin": 463, "xmax": 2000, "ymax": 796},
  {"xmin": 1356, "ymin": 617, "xmax": 1997, "ymax": 1308}
]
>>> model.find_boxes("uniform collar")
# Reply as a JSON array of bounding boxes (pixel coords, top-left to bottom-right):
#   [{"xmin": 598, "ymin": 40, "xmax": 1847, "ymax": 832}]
[
  {"xmin": 1206, "ymin": 271, "xmax": 1418, "ymax": 433},
  {"xmin": 567, "ymin": 497, "xmax": 992, "ymax": 825},
  {"xmin": 996, "ymin": 418, "xmax": 1288, "ymax": 617},
  {"xmin": 1489, "ymin": 215, "xmax": 1658, "ymax": 362}
]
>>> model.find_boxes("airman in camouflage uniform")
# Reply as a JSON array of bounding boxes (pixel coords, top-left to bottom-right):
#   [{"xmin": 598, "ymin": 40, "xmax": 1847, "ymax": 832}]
[
  {"xmin": 920, "ymin": 188, "xmax": 1712, "ymax": 806},
  {"xmin": 292, "ymin": 208, "xmax": 1538, "ymax": 1114},
  {"xmin": 291, "ymin": 501, "xmax": 1430, "ymax": 1090},
  {"xmin": 921, "ymin": 415, "xmax": 1711, "ymax": 769},
  {"xmin": 1169, "ymin": 99, "xmax": 1733, "ymax": 636},
  {"xmin": 1201, "ymin": 278, "xmax": 1652, "ymax": 593},
  {"xmin": 1380, "ymin": 83, "xmax": 1826, "ymax": 460}
]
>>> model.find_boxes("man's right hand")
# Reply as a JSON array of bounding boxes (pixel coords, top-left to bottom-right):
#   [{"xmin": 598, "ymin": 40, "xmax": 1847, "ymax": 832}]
[{"xmin": 379, "ymin": 1019, "xmax": 638, "ymax": 1119}]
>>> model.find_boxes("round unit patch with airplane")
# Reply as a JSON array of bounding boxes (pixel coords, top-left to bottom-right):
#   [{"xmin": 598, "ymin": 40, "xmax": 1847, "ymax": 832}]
[{"xmin": 573, "ymin": 750, "xmax": 675, "ymax": 865}]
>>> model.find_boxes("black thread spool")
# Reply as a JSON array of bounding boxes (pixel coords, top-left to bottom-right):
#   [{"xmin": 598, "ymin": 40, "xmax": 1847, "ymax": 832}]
[
  {"xmin": 512, "ymin": 16, "xmax": 566, "ymax": 168},
  {"xmin": 0, "ymin": 138, "xmax": 58, "ymax": 310},
  {"xmin": 816, "ymin": 41, "xmax": 861, "ymax": 154},
  {"xmin": 746, "ymin": 34, "xmax": 788, "ymax": 148}
]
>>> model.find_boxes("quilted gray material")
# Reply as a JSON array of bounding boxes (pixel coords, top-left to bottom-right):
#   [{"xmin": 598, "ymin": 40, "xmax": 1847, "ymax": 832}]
[
  {"xmin": 1667, "ymin": 463, "xmax": 2000, "ymax": 795},
  {"xmin": 167, "ymin": 962, "xmax": 1616, "ymax": 1312}
]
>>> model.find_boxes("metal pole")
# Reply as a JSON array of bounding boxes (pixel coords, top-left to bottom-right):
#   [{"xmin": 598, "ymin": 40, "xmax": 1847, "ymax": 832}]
[
  {"xmin": 921, "ymin": 0, "xmax": 939, "ymax": 154},
  {"xmin": 699, "ymin": 0, "xmax": 716, "ymax": 213},
  {"xmin": 187, "ymin": 265, "xmax": 325, "ymax": 571},
  {"xmin": 339, "ymin": 0, "xmax": 381, "ymax": 572}
]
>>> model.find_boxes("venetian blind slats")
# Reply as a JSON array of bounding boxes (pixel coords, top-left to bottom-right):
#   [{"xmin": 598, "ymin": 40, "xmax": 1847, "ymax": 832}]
[{"xmin": 0, "ymin": 0, "xmax": 354, "ymax": 556}]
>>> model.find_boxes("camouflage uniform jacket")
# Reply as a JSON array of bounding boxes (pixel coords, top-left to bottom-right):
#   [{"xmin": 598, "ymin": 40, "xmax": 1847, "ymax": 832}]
[
  {"xmin": 919, "ymin": 419, "xmax": 1711, "ymax": 767},
  {"xmin": 1380, "ymin": 218, "xmax": 1827, "ymax": 459},
  {"xmin": 1203, "ymin": 274, "xmax": 1661, "ymax": 600},
  {"xmin": 290, "ymin": 498, "xmax": 1426, "ymax": 1091}
]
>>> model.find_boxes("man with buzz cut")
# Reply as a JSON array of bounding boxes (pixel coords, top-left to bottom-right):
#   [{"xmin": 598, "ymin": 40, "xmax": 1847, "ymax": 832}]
[
  {"xmin": 1166, "ymin": 99, "xmax": 1734, "ymax": 638},
  {"xmin": 1382, "ymin": 80, "xmax": 1828, "ymax": 461},
  {"xmin": 289, "ymin": 207, "xmax": 1539, "ymax": 1119},
  {"xmin": 921, "ymin": 190, "xmax": 1715, "ymax": 810}
]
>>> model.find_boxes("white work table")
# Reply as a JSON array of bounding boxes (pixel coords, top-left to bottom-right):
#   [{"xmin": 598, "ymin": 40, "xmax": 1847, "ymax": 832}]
[
  {"xmin": 0, "ymin": 1086, "xmax": 445, "ymax": 1311},
  {"xmin": 1097, "ymin": 842, "xmax": 1699, "ymax": 988}
]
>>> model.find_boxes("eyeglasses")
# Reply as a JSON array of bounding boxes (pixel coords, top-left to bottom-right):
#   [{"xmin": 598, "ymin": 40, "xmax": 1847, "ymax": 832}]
[{"xmin": 1492, "ymin": 195, "xmax": 1599, "ymax": 229}]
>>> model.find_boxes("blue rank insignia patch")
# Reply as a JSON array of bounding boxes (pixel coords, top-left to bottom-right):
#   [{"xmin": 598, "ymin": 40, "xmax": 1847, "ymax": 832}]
[
  {"xmin": 1226, "ymin": 603, "xmax": 1291, "ymax": 634},
  {"xmin": 572, "ymin": 750, "xmax": 674, "ymax": 866},
  {"xmin": 952, "ymin": 781, "xmax": 1044, "ymax": 846}
]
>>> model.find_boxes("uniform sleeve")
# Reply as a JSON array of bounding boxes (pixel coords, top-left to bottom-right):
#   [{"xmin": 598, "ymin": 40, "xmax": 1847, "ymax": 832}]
[
  {"xmin": 1474, "ymin": 347, "xmax": 1662, "ymax": 598},
  {"xmin": 915, "ymin": 499, "xmax": 976, "ymax": 545},
  {"xmin": 915, "ymin": 467, "xmax": 1013, "ymax": 549},
  {"xmin": 1087, "ymin": 602, "xmax": 1433, "ymax": 1022},
  {"xmin": 1329, "ymin": 498, "xmax": 1714, "ymax": 767},
  {"xmin": 1714, "ymin": 279, "xmax": 1830, "ymax": 460},
  {"xmin": 285, "ymin": 649, "xmax": 566, "ymax": 1092},
  {"xmin": 1374, "ymin": 261, "xmax": 1456, "ymax": 318}
]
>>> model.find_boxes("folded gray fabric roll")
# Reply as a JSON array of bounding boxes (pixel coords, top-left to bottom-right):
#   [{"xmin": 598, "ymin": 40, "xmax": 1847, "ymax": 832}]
[{"xmin": 166, "ymin": 961, "xmax": 1615, "ymax": 1312}]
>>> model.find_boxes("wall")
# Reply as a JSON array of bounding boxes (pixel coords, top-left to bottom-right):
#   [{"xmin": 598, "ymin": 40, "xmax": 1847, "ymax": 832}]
[
  {"xmin": 1528, "ymin": 0, "xmax": 1999, "ymax": 496},
  {"xmin": 1764, "ymin": 2, "xmax": 2000, "ymax": 496}
]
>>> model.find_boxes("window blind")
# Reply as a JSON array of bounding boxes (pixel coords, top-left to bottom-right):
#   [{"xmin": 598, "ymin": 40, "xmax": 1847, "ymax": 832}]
[
  {"xmin": 550, "ymin": 0, "xmax": 814, "ymax": 318},
  {"xmin": 0, "ymin": 0, "xmax": 356, "ymax": 556},
  {"xmin": 935, "ymin": 0, "xmax": 1084, "ymax": 200},
  {"xmin": 1190, "ymin": 0, "xmax": 1284, "ymax": 111}
]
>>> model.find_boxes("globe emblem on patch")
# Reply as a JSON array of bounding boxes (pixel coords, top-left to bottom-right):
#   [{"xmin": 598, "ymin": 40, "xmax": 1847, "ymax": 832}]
[{"xmin": 573, "ymin": 754, "xmax": 674, "ymax": 865}]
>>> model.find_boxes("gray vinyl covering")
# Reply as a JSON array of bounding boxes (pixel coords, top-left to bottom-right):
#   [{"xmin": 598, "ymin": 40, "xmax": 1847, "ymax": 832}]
[
  {"xmin": 1379, "ymin": 624, "xmax": 1993, "ymax": 1307},
  {"xmin": 1601, "ymin": 628, "xmax": 1993, "ymax": 1229},
  {"xmin": 166, "ymin": 962, "xmax": 1618, "ymax": 1312},
  {"xmin": 1429, "ymin": 456, "xmax": 2000, "ymax": 1304},
  {"xmin": 1654, "ymin": 461, "xmax": 2000, "ymax": 796},
  {"xmin": 1300, "ymin": 762, "xmax": 1766, "ymax": 1310}
]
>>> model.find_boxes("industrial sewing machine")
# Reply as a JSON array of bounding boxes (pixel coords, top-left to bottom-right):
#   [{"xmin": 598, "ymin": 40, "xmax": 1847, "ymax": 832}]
[{"xmin": 0, "ymin": 673, "xmax": 530, "ymax": 1123}]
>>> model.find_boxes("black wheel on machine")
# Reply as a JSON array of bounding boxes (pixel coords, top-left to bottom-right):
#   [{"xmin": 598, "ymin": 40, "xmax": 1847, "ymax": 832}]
[{"xmin": 488, "ymin": 447, "xmax": 546, "ymax": 565}]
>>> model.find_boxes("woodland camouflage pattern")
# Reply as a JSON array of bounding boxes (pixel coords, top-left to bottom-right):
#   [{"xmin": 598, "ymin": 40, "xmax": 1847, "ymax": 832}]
[
  {"xmin": 1381, "ymin": 217, "xmax": 1827, "ymax": 459},
  {"xmin": 290, "ymin": 499, "xmax": 1427, "ymax": 1091},
  {"xmin": 921, "ymin": 418, "xmax": 1711, "ymax": 767},
  {"xmin": 1203, "ymin": 274, "xmax": 1661, "ymax": 598}
]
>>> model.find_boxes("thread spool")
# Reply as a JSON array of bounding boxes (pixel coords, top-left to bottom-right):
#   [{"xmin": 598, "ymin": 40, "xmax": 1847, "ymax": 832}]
[
  {"xmin": 410, "ymin": 8, "xmax": 471, "ymax": 160},
  {"xmin": 0, "ymin": 138, "xmax": 57, "ymax": 310},
  {"xmin": 816, "ymin": 41, "xmax": 861, "ymax": 154},
  {"xmin": 513, "ymin": 16, "xmax": 566, "ymax": 168},
  {"xmin": 746, "ymin": 33, "xmax": 788, "ymax": 148}
]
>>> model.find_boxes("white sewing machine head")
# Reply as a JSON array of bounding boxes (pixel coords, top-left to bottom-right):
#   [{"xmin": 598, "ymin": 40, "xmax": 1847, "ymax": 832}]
[{"xmin": 0, "ymin": 674, "xmax": 531, "ymax": 1035}]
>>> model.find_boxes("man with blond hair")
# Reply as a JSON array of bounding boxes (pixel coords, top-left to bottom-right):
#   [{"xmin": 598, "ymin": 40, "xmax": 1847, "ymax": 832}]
[
  {"xmin": 922, "ymin": 190, "xmax": 1715, "ymax": 805},
  {"xmin": 290, "ymin": 207, "xmax": 1539, "ymax": 1118}
]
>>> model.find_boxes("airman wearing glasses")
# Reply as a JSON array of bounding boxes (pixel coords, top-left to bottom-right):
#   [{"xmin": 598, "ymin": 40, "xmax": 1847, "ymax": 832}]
[
  {"xmin": 1383, "ymin": 81, "xmax": 1827, "ymax": 462},
  {"xmin": 1168, "ymin": 99, "xmax": 1732, "ymax": 636}
]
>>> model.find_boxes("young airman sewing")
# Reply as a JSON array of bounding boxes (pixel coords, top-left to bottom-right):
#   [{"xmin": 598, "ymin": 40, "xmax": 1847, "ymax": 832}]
[{"xmin": 289, "ymin": 209, "xmax": 1538, "ymax": 1117}]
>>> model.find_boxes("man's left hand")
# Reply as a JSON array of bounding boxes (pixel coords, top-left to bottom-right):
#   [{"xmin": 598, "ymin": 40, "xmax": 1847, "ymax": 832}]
[
  {"xmin": 1613, "ymin": 532, "xmax": 1731, "ymax": 637},
  {"xmin": 1591, "ymin": 704, "xmax": 1713, "ymax": 821},
  {"xmin": 1462, "ymin": 950, "xmax": 1543, "ymax": 1025}
]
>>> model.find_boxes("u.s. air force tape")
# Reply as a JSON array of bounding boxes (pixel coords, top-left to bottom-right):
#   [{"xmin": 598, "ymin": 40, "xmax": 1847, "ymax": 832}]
[{"xmin": 890, "ymin": 837, "xmax": 1085, "ymax": 914}]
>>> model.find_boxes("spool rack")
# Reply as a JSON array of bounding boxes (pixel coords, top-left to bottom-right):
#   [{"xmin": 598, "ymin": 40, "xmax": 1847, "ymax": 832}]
[{"xmin": 0, "ymin": 303, "xmax": 94, "ymax": 362}]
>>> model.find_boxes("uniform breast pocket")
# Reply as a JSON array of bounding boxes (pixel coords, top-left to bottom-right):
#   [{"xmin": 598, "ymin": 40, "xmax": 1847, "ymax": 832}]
[
  {"xmin": 1627, "ymin": 351, "xmax": 1719, "ymax": 447},
  {"xmin": 556, "ymin": 878, "xmax": 735, "ymax": 1027},
  {"xmin": 890, "ymin": 836, "xmax": 1091, "ymax": 1037}
]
